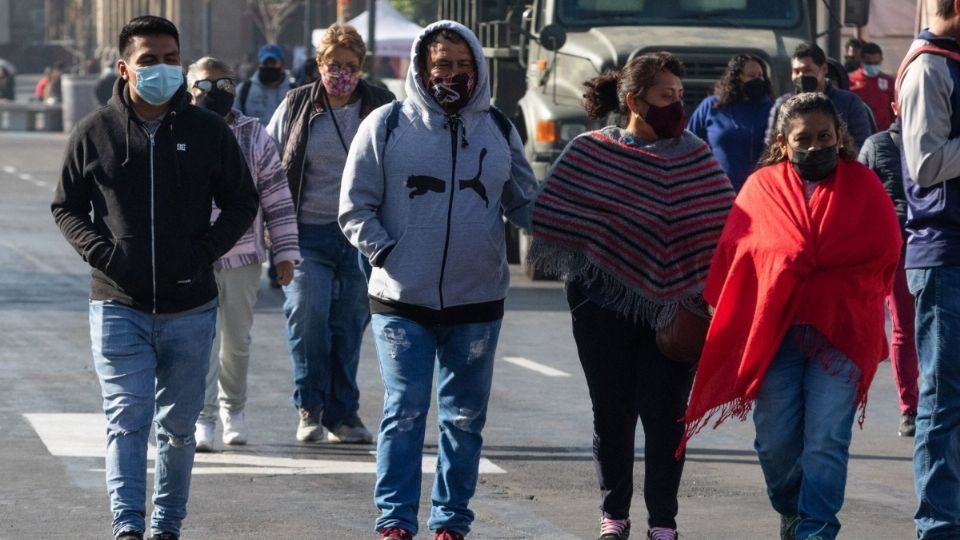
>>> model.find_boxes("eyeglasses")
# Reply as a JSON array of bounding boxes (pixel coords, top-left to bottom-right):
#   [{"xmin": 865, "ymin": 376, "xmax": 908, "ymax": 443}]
[
  {"xmin": 325, "ymin": 63, "xmax": 360, "ymax": 75},
  {"xmin": 193, "ymin": 78, "xmax": 235, "ymax": 93}
]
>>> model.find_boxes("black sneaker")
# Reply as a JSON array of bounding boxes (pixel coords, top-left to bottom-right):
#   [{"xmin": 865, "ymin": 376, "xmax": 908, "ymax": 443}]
[
  {"xmin": 899, "ymin": 412, "xmax": 917, "ymax": 437},
  {"xmin": 780, "ymin": 514, "xmax": 800, "ymax": 540},
  {"xmin": 116, "ymin": 532, "xmax": 143, "ymax": 540},
  {"xmin": 148, "ymin": 533, "xmax": 178, "ymax": 540},
  {"xmin": 598, "ymin": 517, "xmax": 630, "ymax": 539}
]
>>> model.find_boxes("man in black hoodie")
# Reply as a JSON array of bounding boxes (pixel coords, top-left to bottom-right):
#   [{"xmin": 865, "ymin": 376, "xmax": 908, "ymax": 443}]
[{"xmin": 50, "ymin": 16, "xmax": 258, "ymax": 540}]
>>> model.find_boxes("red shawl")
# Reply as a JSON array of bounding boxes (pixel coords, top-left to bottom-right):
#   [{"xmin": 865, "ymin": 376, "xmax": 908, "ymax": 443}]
[{"xmin": 679, "ymin": 160, "xmax": 902, "ymax": 452}]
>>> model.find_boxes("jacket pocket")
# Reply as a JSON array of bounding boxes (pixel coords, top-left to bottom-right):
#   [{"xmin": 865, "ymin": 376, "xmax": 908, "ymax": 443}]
[
  {"xmin": 103, "ymin": 236, "xmax": 153, "ymax": 300},
  {"xmin": 441, "ymin": 221, "xmax": 507, "ymax": 305},
  {"xmin": 373, "ymin": 225, "xmax": 445, "ymax": 307}
]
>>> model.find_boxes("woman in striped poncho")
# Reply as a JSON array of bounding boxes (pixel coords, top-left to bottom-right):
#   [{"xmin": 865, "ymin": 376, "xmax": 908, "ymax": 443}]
[{"xmin": 528, "ymin": 53, "xmax": 735, "ymax": 540}]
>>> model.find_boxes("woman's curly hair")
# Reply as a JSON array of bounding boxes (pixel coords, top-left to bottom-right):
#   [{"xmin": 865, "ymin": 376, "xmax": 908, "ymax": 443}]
[
  {"xmin": 714, "ymin": 54, "xmax": 772, "ymax": 108},
  {"xmin": 758, "ymin": 92, "xmax": 857, "ymax": 167},
  {"xmin": 582, "ymin": 52, "xmax": 684, "ymax": 121}
]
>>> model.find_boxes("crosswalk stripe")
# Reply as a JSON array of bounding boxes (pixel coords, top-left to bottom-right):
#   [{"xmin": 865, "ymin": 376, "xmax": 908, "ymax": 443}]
[
  {"xmin": 24, "ymin": 413, "xmax": 506, "ymax": 475},
  {"xmin": 501, "ymin": 356, "xmax": 571, "ymax": 377}
]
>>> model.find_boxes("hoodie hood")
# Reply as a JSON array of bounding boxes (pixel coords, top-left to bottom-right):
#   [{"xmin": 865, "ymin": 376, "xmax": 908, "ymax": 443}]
[
  {"xmin": 109, "ymin": 75, "xmax": 191, "ymax": 167},
  {"xmin": 405, "ymin": 20, "xmax": 490, "ymax": 118}
]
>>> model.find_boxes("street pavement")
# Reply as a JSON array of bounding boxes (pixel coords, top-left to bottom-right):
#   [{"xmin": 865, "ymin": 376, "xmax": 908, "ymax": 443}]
[{"xmin": 0, "ymin": 132, "xmax": 917, "ymax": 539}]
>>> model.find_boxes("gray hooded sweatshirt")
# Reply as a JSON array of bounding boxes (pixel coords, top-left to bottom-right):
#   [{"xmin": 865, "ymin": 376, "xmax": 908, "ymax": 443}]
[{"xmin": 339, "ymin": 20, "xmax": 538, "ymax": 322}]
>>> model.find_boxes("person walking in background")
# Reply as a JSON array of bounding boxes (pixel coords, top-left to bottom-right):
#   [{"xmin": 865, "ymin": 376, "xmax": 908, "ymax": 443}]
[
  {"xmin": 857, "ymin": 102, "xmax": 919, "ymax": 438},
  {"xmin": 844, "ymin": 37, "xmax": 864, "ymax": 72},
  {"xmin": 96, "ymin": 65, "xmax": 117, "ymax": 106},
  {"xmin": 236, "ymin": 43, "xmax": 291, "ymax": 126},
  {"xmin": 339, "ymin": 20, "xmax": 538, "ymax": 540},
  {"xmin": 765, "ymin": 43, "xmax": 873, "ymax": 149},
  {"xmin": 849, "ymin": 42, "xmax": 896, "ymax": 131},
  {"xmin": 897, "ymin": 2, "xmax": 960, "ymax": 536},
  {"xmin": 50, "ymin": 16, "xmax": 258, "ymax": 540},
  {"xmin": 688, "ymin": 53, "xmax": 773, "ymax": 191},
  {"xmin": 186, "ymin": 56, "xmax": 301, "ymax": 452},
  {"xmin": 267, "ymin": 24, "xmax": 394, "ymax": 445},
  {"xmin": 682, "ymin": 93, "xmax": 900, "ymax": 540},
  {"xmin": 529, "ymin": 52, "xmax": 734, "ymax": 540}
]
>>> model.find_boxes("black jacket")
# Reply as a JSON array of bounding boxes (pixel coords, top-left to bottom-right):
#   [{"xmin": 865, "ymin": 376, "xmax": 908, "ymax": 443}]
[
  {"xmin": 277, "ymin": 79, "xmax": 394, "ymax": 213},
  {"xmin": 52, "ymin": 77, "xmax": 259, "ymax": 314},
  {"xmin": 859, "ymin": 119, "xmax": 907, "ymax": 236}
]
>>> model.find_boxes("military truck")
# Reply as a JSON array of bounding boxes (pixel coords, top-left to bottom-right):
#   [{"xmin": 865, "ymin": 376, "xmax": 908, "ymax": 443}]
[{"xmin": 437, "ymin": 0, "xmax": 868, "ymax": 276}]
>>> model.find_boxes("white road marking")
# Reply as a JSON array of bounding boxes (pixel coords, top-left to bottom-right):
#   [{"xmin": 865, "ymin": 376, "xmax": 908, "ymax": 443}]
[
  {"xmin": 1, "ymin": 164, "xmax": 49, "ymax": 188},
  {"xmin": 501, "ymin": 356, "xmax": 571, "ymax": 377},
  {"xmin": 24, "ymin": 413, "xmax": 506, "ymax": 475},
  {"xmin": 2, "ymin": 165, "xmax": 16, "ymax": 174}
]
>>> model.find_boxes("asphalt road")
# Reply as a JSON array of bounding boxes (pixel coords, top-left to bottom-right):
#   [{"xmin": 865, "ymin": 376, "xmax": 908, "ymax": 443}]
[{"xmin": 0, "ymin": 132, "xmax": 917, "ymax": 539}]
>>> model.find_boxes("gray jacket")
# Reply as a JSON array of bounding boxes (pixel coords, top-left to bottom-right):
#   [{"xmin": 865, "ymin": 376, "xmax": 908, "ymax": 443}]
[
  {"xmin": 235, "ymin": 71, "xmax": 292, "ymax": 126},
  {"xmin": 339, "ymin": 20, "xmax": 538, "ymax": 312}
]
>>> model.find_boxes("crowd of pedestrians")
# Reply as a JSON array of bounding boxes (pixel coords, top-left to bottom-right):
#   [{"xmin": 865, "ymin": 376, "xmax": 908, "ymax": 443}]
[{"xmin": 48, "ymin": 3, "xmax": 960, "ymax": 539}]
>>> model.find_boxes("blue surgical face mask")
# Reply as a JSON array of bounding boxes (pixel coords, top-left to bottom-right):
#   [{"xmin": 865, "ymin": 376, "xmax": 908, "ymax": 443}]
[
  {"xmin": 133, "ymin": 63, "xmax": 183, "ymax": 105},
  {"xmin": 862, "ymin": 64, "xmax": 881, "ymax": 77}
]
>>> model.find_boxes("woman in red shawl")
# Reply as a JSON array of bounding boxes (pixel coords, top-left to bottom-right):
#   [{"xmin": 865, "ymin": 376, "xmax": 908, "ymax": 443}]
[{"xmin": 681, "ymin": 92, "xmax": 901, "ymax": 540}]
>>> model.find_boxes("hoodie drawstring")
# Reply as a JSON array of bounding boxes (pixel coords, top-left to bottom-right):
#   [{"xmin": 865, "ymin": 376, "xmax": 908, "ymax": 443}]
[{"xmin": 444, "ymin": 114, "xmax": 469, "ymax": 149}]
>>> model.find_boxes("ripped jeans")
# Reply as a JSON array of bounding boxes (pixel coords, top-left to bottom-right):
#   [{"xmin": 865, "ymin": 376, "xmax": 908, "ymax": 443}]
[
  {"xmin": 371, "ymin": 314, "xmax": 501, "ymax": 536},
  {"xmin": 90, "ymin": 300, "xmax": 216, "ymax": 537}
]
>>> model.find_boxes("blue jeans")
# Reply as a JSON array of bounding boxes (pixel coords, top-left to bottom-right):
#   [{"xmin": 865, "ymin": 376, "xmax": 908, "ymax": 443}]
[
  {"xmin": 89, "ymin": 300, "xmax": 216, "ymax": 537},
  {"xmin": 371, "ymin": 314, "xmax": 501, "ymax": 536},
  {"xmin": 283, "ymin": 222, "xmax": 370, "ymax": 428},
  {"xmin": 753, "ymin": 325, "xmax": 861, "ymax": 540},
  {"xmin": 907, "ymin": 267, "xmax": 960, "ymax": 539}
]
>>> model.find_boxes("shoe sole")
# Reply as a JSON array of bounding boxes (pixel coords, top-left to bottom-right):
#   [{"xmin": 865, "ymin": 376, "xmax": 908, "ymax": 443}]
[
  {"xmin": 326, "ymin": 433, "xmax": 373, "ymax": 444},
  {"xmin": 195, "ymin": 442, "xmax": 214, "ymax": 452}
]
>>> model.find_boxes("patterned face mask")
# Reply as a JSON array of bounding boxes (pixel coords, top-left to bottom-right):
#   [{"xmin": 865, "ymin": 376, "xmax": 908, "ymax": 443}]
[
  {"xmin": 429, "ymin": 72, "xmax": 476, "ymax": 111},
  {"xmin": 322, "ymin": 66, "xmax": 360, "ymax": 97}
]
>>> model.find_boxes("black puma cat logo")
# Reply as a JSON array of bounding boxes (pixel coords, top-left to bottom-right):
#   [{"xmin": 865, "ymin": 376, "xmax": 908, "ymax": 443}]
[
  {"xmin": 406, "ymin": 175, "xmax": 446, "ymax": 199},
  {"xmin": 459, "ymin": 148, "xmax": 489, "ymax": 207}
]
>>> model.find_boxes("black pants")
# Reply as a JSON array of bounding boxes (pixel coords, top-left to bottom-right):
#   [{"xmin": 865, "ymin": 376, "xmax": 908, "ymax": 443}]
[{"xmin": 566, "ymin": 283, "xmax": 695, "ymax": 529}]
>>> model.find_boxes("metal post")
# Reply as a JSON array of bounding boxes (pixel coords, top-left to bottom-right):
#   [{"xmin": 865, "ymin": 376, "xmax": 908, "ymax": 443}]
[
  {"xmin": 367, "ymin": 0, "xmax": 376, "ymax": 57},
  {"xmin": 304, "ymin": 0, "xmax": 313, "ymax": 58},
  {"xmin": 337, "ymin": 0, "xmax": 349, "ymax": 23},
  {"xmin": 826, "ymin": 0, "xmax": 842, "ymax": 60}
]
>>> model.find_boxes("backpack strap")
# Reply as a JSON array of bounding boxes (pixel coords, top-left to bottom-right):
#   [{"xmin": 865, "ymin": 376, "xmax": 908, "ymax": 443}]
[
  {"xmin": 383, "ymin": 100, "xmax": 403, "ymax": 148},
  {"xmin": 488, "ymin": 105, "xmax": 513, "ymax": 142},
  {"xmin": 895, "ymin": 44, "xmax": 960, "ymax": 99},
  {"xmin": 238, "ymin": 80, "xmax": 252, "ymax": 115}
]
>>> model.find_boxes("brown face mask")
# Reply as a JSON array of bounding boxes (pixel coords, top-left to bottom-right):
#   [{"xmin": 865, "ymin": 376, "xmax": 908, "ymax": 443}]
[{"xmin": 643, "ymin": 100, "xmax": 688, "ymax": 139}]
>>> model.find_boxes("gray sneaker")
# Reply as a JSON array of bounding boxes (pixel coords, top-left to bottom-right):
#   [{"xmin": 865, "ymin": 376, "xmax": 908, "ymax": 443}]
[
  {"xmin": 296, "ymin": 407, "xmax": 324, "ymax": 442},
  {"xmin": 899, "ymin": 412, "xmax": 917, "ymax": 437},
  {"xmin": 326, "ymin": 413, "xmax": 374, "ymax": 443},
  {"xmin": 780, "ymin": 514, "xmax": 800, "ymax": 540}
]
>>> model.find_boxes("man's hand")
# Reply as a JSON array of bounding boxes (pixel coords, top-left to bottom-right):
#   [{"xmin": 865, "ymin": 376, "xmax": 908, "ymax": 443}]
[{"xmin": 276, "ymin": 260, "xmax": 295, "ymax": 286}]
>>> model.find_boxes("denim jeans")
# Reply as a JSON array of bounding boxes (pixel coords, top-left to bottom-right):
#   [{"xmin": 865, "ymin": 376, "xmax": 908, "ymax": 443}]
[
  {"xmin": 89, "ymin": 300, "xmax": 216, "ymax": 537},
  {"xmin": 753, "ymin": 325, "xmax": 861, "ymax": 540},
  {"xmin": 283, "ymin": 222, "xmax": 370, "ymax": 428},
  {"xmin": 371, "ymin": 314, "xmax": 501, "ymax": 536},
  {"xmin": 566, "ymin": 282, "xmax": 694, "ymax": 529},
  {"xmin": 907, "ymin": 267, "xmax": 960, "ymax": 539}
]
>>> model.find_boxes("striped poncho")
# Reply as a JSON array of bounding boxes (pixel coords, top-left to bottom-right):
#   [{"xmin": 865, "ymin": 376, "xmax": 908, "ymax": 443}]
[{"xmin": 528, "ymin": 126, "xmax": 735, "ymax": 327}]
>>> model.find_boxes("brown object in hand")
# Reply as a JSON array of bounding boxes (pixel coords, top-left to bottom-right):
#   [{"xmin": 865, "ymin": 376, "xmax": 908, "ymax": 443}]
[{"xmin": 656, "ymin": 305, "xmax": 710, "ymax": 364}]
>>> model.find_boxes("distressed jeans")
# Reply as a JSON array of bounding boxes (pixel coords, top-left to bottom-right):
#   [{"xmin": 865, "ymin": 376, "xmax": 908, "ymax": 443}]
[
  {"xmin": 89, "ymin": 300, "xmax": 216, "ymax": 537},
  {"xmin": 371, "ymin": 314, "xmax": 501, "ymax": 536},
  {"xmin": 283, "ymin": 222, "xmax": 370, "ymax": 428},
  {"xmin": 907, "ymin": 267, "xmax": 960, "ymax": 539},
  {"xmin": 753, "ymin": 325, "xmax": 861, "ymax": 540}
]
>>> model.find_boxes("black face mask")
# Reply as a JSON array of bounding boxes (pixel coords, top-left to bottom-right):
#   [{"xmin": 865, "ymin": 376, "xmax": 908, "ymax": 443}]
[
  {"xmin": 643, "ymin": 100, "xmax": 687, "ymax": 139},
  {"xmin": 429, "ymin": 72, "xmax": 475, "ymax": 112},
  {"xmin": 196, "ymin": 88, "xmax": 234, "ymax": 117},
  {"xmin": 794, "ymin": 75, "xmax": 820, "ymax": 94},
  {"xmin": 743, "ymin": 78, "xmax": 768, "ymax": 101},
  {"xmin": 791, "ymin": 145, "xmax": 839, "ymax": 181},
  {"xmin": 258, "ymin": 66, "xmax": 284, "ymax": 84},
  {"xmin": 844, "ymin": 59, "xmax": 861, "ymax": 72}
]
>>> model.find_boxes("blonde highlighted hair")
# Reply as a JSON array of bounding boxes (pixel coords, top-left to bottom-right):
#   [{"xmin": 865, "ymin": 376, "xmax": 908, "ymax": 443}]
[{"xmin": 316, "ymin": 23, "xmax": 366, "ymax": 66}]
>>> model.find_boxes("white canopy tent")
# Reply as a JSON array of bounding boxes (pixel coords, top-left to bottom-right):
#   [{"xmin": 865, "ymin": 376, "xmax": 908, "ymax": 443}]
[{"xmin": 312, "ymin": 0, "xmax": 424, "ymax": 58}]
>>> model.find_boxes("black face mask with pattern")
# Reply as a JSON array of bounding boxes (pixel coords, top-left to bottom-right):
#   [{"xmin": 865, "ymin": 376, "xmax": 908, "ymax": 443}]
[{"xmin": 429, "ymin": 72, "xmax": 475, "ymax": 111}]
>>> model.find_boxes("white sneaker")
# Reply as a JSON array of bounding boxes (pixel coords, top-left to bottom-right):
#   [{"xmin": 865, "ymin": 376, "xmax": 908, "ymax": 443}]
[
  {"xmin": 326, "ymin": 413, "xmax": 374, "ymax": 444},
  {"xmin": 195, "ymin": 421, "xmax": 215, "ymax": 452},
  {"xmin": 296, "ymin": 407, "xmax": 324, "ymax": 442},
  {"xmin": 220, "ymin": 409, "xmax": 247, "ymax": 446}
]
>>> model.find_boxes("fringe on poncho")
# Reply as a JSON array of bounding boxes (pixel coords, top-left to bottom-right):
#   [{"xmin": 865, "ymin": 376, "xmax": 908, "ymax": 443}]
[{"xmin": 528, "ymin": 128, "xmax": 735, "ymax": 327}]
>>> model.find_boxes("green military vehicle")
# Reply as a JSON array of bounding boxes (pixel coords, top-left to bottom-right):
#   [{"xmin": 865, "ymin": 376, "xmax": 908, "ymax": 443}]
[{"xmin": 438, "ymin": 0, "xmax": 868, "ymax": 275}]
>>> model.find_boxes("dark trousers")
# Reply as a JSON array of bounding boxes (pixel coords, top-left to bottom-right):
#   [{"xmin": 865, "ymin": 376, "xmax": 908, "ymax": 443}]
[{"xmin": 566, "ymin": 283, "xmax": 695, "ymax": 529}]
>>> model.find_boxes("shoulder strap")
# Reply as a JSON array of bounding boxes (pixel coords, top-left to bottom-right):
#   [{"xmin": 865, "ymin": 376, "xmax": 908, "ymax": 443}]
[
  {"xmin": 895, "ymin": 44, "xmax": 960, "ymax": 98},
  {"xmin": 488, "ymin": 105, "xmax": 513, "ymax": 142},
  {"xmin": 383, "ymin": 100, "xmax": 403, "ymax": 147},
  {"xmin": 238, "ymin": 81, "xmax": 252, "ymax": 115}
]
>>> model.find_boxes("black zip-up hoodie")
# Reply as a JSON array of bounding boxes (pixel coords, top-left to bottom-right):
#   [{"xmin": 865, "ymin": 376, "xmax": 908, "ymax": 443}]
[{"xmin": 52, "ymin": 77, "xmax": 259, "ymax": 314}]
